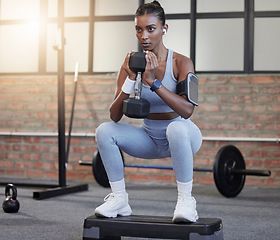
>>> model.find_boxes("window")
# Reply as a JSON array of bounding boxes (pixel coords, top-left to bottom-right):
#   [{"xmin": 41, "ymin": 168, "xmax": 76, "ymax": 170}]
[{"xmin": 0, "ymin": 0, "xmax": 279, "ymax": 74}]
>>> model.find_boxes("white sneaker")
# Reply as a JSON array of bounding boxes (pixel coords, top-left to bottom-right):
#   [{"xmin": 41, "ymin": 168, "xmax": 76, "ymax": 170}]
[
  {"xmin": 94, "ymin": 193, "xmax": 132, "ymax": 218},
  {"xmin": 172, "ymin": 196, "xmax": 198, "ymax": 223}
]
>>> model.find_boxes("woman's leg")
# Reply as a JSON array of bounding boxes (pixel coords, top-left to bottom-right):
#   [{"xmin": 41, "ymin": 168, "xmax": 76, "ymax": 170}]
[
  {"xmin": 96, "ymin": 121, "xmax": 161, "ymax": 182},
  {"xmin": 166, "ymin": 119, "xmax": 202, "ymax": 182},
  {"xmin": 94, "ymin": 121, "xmax": 161, "ymax": 218},
  {"xmin": 166, "ymin": 119, "xmax": 202, "ymax": 222}
]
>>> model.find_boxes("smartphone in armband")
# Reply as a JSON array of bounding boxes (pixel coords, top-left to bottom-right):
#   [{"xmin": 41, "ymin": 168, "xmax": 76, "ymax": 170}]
[
  {"xmin": 176, "ymin": 72, "xmax": 199, "ymax": 106},
  {"xmin": 187, "ymin": 73, "xmax": 199, "ymax": 106}
]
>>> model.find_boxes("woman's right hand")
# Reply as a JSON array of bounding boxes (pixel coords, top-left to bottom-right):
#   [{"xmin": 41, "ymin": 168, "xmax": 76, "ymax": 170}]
[{"xmin": 122, "ymin": 51, "xmax": 137, "ymax": 80}]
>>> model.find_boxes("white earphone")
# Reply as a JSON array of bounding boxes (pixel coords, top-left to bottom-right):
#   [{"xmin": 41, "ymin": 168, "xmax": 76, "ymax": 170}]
[{"xmin": 163, "ymin": 29, "xmax": 166, "ymax": 35}]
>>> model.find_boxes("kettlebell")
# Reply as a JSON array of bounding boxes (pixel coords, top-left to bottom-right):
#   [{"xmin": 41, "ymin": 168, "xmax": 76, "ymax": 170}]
[{"xmin": 2, "ymin": 184, "xmax": 20, "ymax": 213}]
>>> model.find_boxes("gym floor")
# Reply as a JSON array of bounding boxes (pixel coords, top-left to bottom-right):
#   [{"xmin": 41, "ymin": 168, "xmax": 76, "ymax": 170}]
[{"xmin": 0, "ymin": 181, "xmax": 279, "ymax": 240}]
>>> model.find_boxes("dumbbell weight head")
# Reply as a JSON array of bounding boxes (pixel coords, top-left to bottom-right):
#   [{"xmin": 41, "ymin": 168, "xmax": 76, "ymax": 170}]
[
  {"xmin": 129, "ymin": 52, "xmax": 146, "ymax": 73},
  {"xmin": 2, "ymin": 184, "xmax": 20, "ymax": 213},
  {"xmin": 123, "ymin": 98, "xmax": 150, "ymax": 118}
]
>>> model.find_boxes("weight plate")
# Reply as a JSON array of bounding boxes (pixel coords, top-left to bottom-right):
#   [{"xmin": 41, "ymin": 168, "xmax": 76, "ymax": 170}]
[
  {"xmin": 92, "ymin": 149, "xmax": 125, "ymax": 188},
  {"xmin": 213, "ymin": 145, "xmax": 246, "ymax": 198}
]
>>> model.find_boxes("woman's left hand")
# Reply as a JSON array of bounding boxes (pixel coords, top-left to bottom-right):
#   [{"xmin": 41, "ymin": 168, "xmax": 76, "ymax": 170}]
[{"xmin": 143, "ymin": 51, "xmax": 159, "ymax": 86}]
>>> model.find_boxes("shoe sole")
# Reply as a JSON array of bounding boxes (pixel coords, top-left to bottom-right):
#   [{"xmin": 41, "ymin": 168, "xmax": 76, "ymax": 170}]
[
  {"xmin": 172, "ymin": 217, "xmax": 197, "ymax": 223},
  {"xmin": 172, "ymin": 213, "xmax": 198, "ymax": 223},
  {"xmin": 94, "ymin": 206, "xmax": 132, "ymax": 218}
]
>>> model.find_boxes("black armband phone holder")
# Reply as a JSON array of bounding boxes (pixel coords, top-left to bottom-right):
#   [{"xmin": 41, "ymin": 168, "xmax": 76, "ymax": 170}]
[{"xmin": 176, "ymin": 72, "xmax": 199, "ymax": 106}]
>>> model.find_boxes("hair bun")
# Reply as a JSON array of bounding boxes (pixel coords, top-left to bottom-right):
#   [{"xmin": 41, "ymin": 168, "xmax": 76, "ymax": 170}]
[{"xmin": 152, "ymin": 1, "xmax": 161, "ymax": 7}]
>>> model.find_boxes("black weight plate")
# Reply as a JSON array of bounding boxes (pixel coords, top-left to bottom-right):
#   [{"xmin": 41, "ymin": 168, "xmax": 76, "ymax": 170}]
[
  {"xmin": 92, "ymin": 149, "xmax": 125, "ymax": 188},
  {"xmin": 213, "ymin": 145, "xmax": 246, "ymax": 198}
]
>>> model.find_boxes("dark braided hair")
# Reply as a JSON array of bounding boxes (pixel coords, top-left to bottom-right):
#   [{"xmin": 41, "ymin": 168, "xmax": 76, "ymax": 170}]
[{"xmin": 135, "ymin": 1, "xmax": 166, "ymax": 26}]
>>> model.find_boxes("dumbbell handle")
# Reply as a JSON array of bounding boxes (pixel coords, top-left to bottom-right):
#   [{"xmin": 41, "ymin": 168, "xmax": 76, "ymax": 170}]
[
  {"xmin": 134, "ymin": 72, "xmax": 142, "ymax": 100},
  {"xmin": 230, "ymin": 168, "xmax": 271, "ymax": 176}
]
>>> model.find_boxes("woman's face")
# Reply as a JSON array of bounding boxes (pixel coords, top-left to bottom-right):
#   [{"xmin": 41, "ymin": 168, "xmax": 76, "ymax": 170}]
[{"xmin": 135, "ymin": 13, "xmax": 164, "ymax": 51}]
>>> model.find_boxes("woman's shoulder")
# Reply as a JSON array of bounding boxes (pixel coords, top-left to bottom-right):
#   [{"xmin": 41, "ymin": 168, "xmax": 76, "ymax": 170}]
[
  {"xmin": 172, "ymin": 50, "xmax": 194, "ymax": 79},
  {"xmin": 172, "ymin": 51, "xmax": 193, "ymax": 66}
]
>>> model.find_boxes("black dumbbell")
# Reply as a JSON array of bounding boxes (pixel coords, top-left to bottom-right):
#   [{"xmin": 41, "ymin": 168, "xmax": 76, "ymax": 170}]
[
  {"xmin": 2, "ymin": 184, "xmax": 20, "ymax": 213},
  {"xmin": 123, "ymin": 52, "xmax": 150, "ymax": 118}
]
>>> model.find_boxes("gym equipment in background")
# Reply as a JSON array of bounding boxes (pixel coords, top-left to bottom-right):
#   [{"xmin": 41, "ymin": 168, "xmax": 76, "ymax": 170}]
[
  {"xmin": 79, "ymin": 145, "xmax": 271, "ymax": 198},
  {"xmin": 32, "ymin": 1, "xmax": 88, "ymax": 200},
  {"xmin": 83, "ymin": 215, "xmax": 224, "ymax": 240},
  {"xmin": 122, "ymin": 52, "xmax": 150, "ymax": 118},
  {"xmin": 0, "ymin": 3, "xmax": 88, "ymax": 199},
  {"xmin": 2, "ymin": 184, "xmax": 20, "ymax": 213}
]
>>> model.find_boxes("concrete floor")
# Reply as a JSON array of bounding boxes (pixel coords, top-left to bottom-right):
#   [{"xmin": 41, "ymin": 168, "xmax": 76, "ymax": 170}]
[{"xmin": 0, "ymin": 181, "xmax": 279, "ymax": 240}]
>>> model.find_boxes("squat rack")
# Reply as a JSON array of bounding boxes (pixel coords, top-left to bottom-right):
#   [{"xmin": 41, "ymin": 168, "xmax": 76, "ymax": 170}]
[{"xmin": 0, "ymin": 0, "xmax": 88, "ymax": 200}]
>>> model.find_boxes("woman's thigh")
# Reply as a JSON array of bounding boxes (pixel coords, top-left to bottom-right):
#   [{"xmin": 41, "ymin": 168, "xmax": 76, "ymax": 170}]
[{"xmin": 96, "ymin": 122, "xmax": 163, "ymax": 159}]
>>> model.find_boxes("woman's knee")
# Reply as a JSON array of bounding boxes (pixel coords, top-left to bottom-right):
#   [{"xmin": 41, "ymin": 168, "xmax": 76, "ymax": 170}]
[
  {"xmin": 96, "ymin": 122, "xmax": 116, "ymax": 144},
  {"xmin": 166, "ymin": 121, "xmax": 190, "ymax": 140}
]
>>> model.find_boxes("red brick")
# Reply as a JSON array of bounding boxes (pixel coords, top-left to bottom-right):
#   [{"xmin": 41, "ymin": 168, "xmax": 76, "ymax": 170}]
[
  {"xmin": 31, "ymin": 145, "xmax": 49, "ymax": 152},
  {"xmin": 266, "ymin": 178, "xmax": 280, "ymax": 187},
  {"xmin": 244, "ymin": 105, "xmax": 266, "ymax": 112},
  {"xmin": 195, "ymin": 176, "xmax": 214, "ymax": 185},
  {"xmin": 252, "ymin": 76, "xmax": 275, "ymax": 84},
  {"xmin": 263, "ymin": 86, "xmax": 280, "ymax": 94},
  {"xmin": 240, "ymin": 123, "xmax": 263, "ymax": 131},
  {"xmin": 194, "ymin": 158, "xmax": 211, "ymax": 166},
  {"xmin": 5, "ymin": 152, "xmax": 22, "ymax": 160},
  {"xmin": 218, "ymin": 123, "xmax": 240, "ymax": 130},
  {"xmin": 26, "ymin": 169, "xmax": 44, "ymax": 178},
  {"xmin": 268, "ymin": 104, "xmax": 280, "ymax": 112},
  {"xmin": 128, "ymin": 174, "xmax": 150, "ymax": 182},
  {"xmin": 66, "ymin": 171, "xmax": 87, "ymax": 180},
  {"xmin": 35, "ymin": 162, "xmax": 54, "ymax": 170},
  {"xmin": 0, "ymin": 144, "xmax": 11, "ymax": 151},
  {"xmin": 245, "ymin": 177, "xmax": 265, "ymax": 186},
  {"xmin": 4, "ymin": 136, "xmax": 22, "ymax": 143},
  {"xmin": 41, "ymin": 138, "xmax": 58, "ymax": 144},
  {"xmin": 215, "ymin": 86, "xmax": 234, "ymax": 93},
  {"xmin": 150, "ymin": 175, "xmax": 172, "ymax": 183},
  {"xmin": 238, "ymin": 86, "xmax": 259, "ymax": 94},
  {"xmin": 24, "ymin": 137, "xmax": 41, "ymax": 143},
  {"xmin": 248, "ymin": 150, "xmax": 270, "ymax": 158},
  {"xmin": 273, "ymin": 151, "xmax": 280, "ymax": 158},
  {"xmin": 245, "ymin": 160, "xmax": 263, "ymax": 168},
  {"xmin": 264, "ymin": 160, "xmax": 280, "ymax": 168},
  {"xmin": 6, "ymin": 169, "xmax": 25, "ymax": 177},
  {"xmin": 23, "ymin": 153, "xmax": 41, "ymax": 161},
  {"xmin": 124, "ymin": 167, "xmax": 138, "ymax": 173},
  {"xmin": 220, "ymin": 105, "xmax": 243, "ymax": 111},
  {"xmin": 229, "ymin": 77, "xmax": 250, "ymax": 84},
  {"xmin": 198, "ymin": 104, "xmax": 219, "ymax": 112},
  {"xmin": 252, "ymin": 114, "xmax": 274, "ymax": 121},
  {"xmin": 0, "ymin": 160, "xmax": 15, "ymax": 168},
  {"xmin": 13, "ymin": 144, "xmax": 31, "ymax": 152},
  {"xmin": 139, "ymin": 168, "xmax": 161, "ymax": 174},
  {"xmin": 15, "ymin": 161, "xmax": 34, "ymax": 169},
  {"xmin": 45, "ymin": 171, "xmax": 59, "ymax": 179},
  {"xmin": 206, "ymin": 77, "xmax": 228, "ymax": 84}
]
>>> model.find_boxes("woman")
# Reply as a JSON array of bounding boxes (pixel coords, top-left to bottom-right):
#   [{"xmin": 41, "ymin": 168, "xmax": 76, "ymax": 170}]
[{"xmin": 94, "ymin": 1, "xmax": 202, "ymax": 223}]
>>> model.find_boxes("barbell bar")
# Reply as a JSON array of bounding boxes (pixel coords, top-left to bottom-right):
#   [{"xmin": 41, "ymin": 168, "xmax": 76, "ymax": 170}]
[{"xmin": 79, "ymin": 145, "xmax": 271, "ymax": 198}]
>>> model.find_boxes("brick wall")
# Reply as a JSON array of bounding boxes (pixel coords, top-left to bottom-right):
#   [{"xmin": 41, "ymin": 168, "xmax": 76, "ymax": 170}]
[{"xmin": 0, "ymin": 74, "xmax": 279, "ymax": 188}]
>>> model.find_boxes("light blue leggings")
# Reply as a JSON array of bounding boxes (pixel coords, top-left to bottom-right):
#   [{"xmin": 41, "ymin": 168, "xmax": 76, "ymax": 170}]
[{"xmin": 96, "ymin": 117, "xmax": 202, "ymax": 183}]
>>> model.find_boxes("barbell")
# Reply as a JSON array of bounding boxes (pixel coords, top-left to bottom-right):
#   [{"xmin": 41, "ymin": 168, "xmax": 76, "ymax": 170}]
[{"xmin": 79, "ymin": 145, "xmax": 271, "ymax": 198}]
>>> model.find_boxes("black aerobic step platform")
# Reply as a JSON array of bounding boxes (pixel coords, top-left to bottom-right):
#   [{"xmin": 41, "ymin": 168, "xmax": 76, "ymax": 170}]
[{"xmin": 83, "ymin": 215, "xmax": 223, "ymax": 240}]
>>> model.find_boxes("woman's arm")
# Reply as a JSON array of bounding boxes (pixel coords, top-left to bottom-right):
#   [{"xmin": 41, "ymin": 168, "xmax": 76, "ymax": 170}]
[
  {"xmin": 109, "ymin": 52, "xmax": 137, "ymax": 122},
  {"xmin": 143, "ymin": 51, "xmax": 195, "ymax": 119}
]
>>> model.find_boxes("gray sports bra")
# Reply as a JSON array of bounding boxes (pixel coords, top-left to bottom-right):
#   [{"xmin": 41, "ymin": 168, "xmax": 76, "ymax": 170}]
[{"xmin": 141, "ymin": 49, "xmax": 177, "ymax": 113}]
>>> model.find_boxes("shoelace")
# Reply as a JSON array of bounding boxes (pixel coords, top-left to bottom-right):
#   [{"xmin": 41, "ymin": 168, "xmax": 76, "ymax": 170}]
[{"xmin": 103, "ymin": 193, "xmax": 115, "ymax": 202}]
